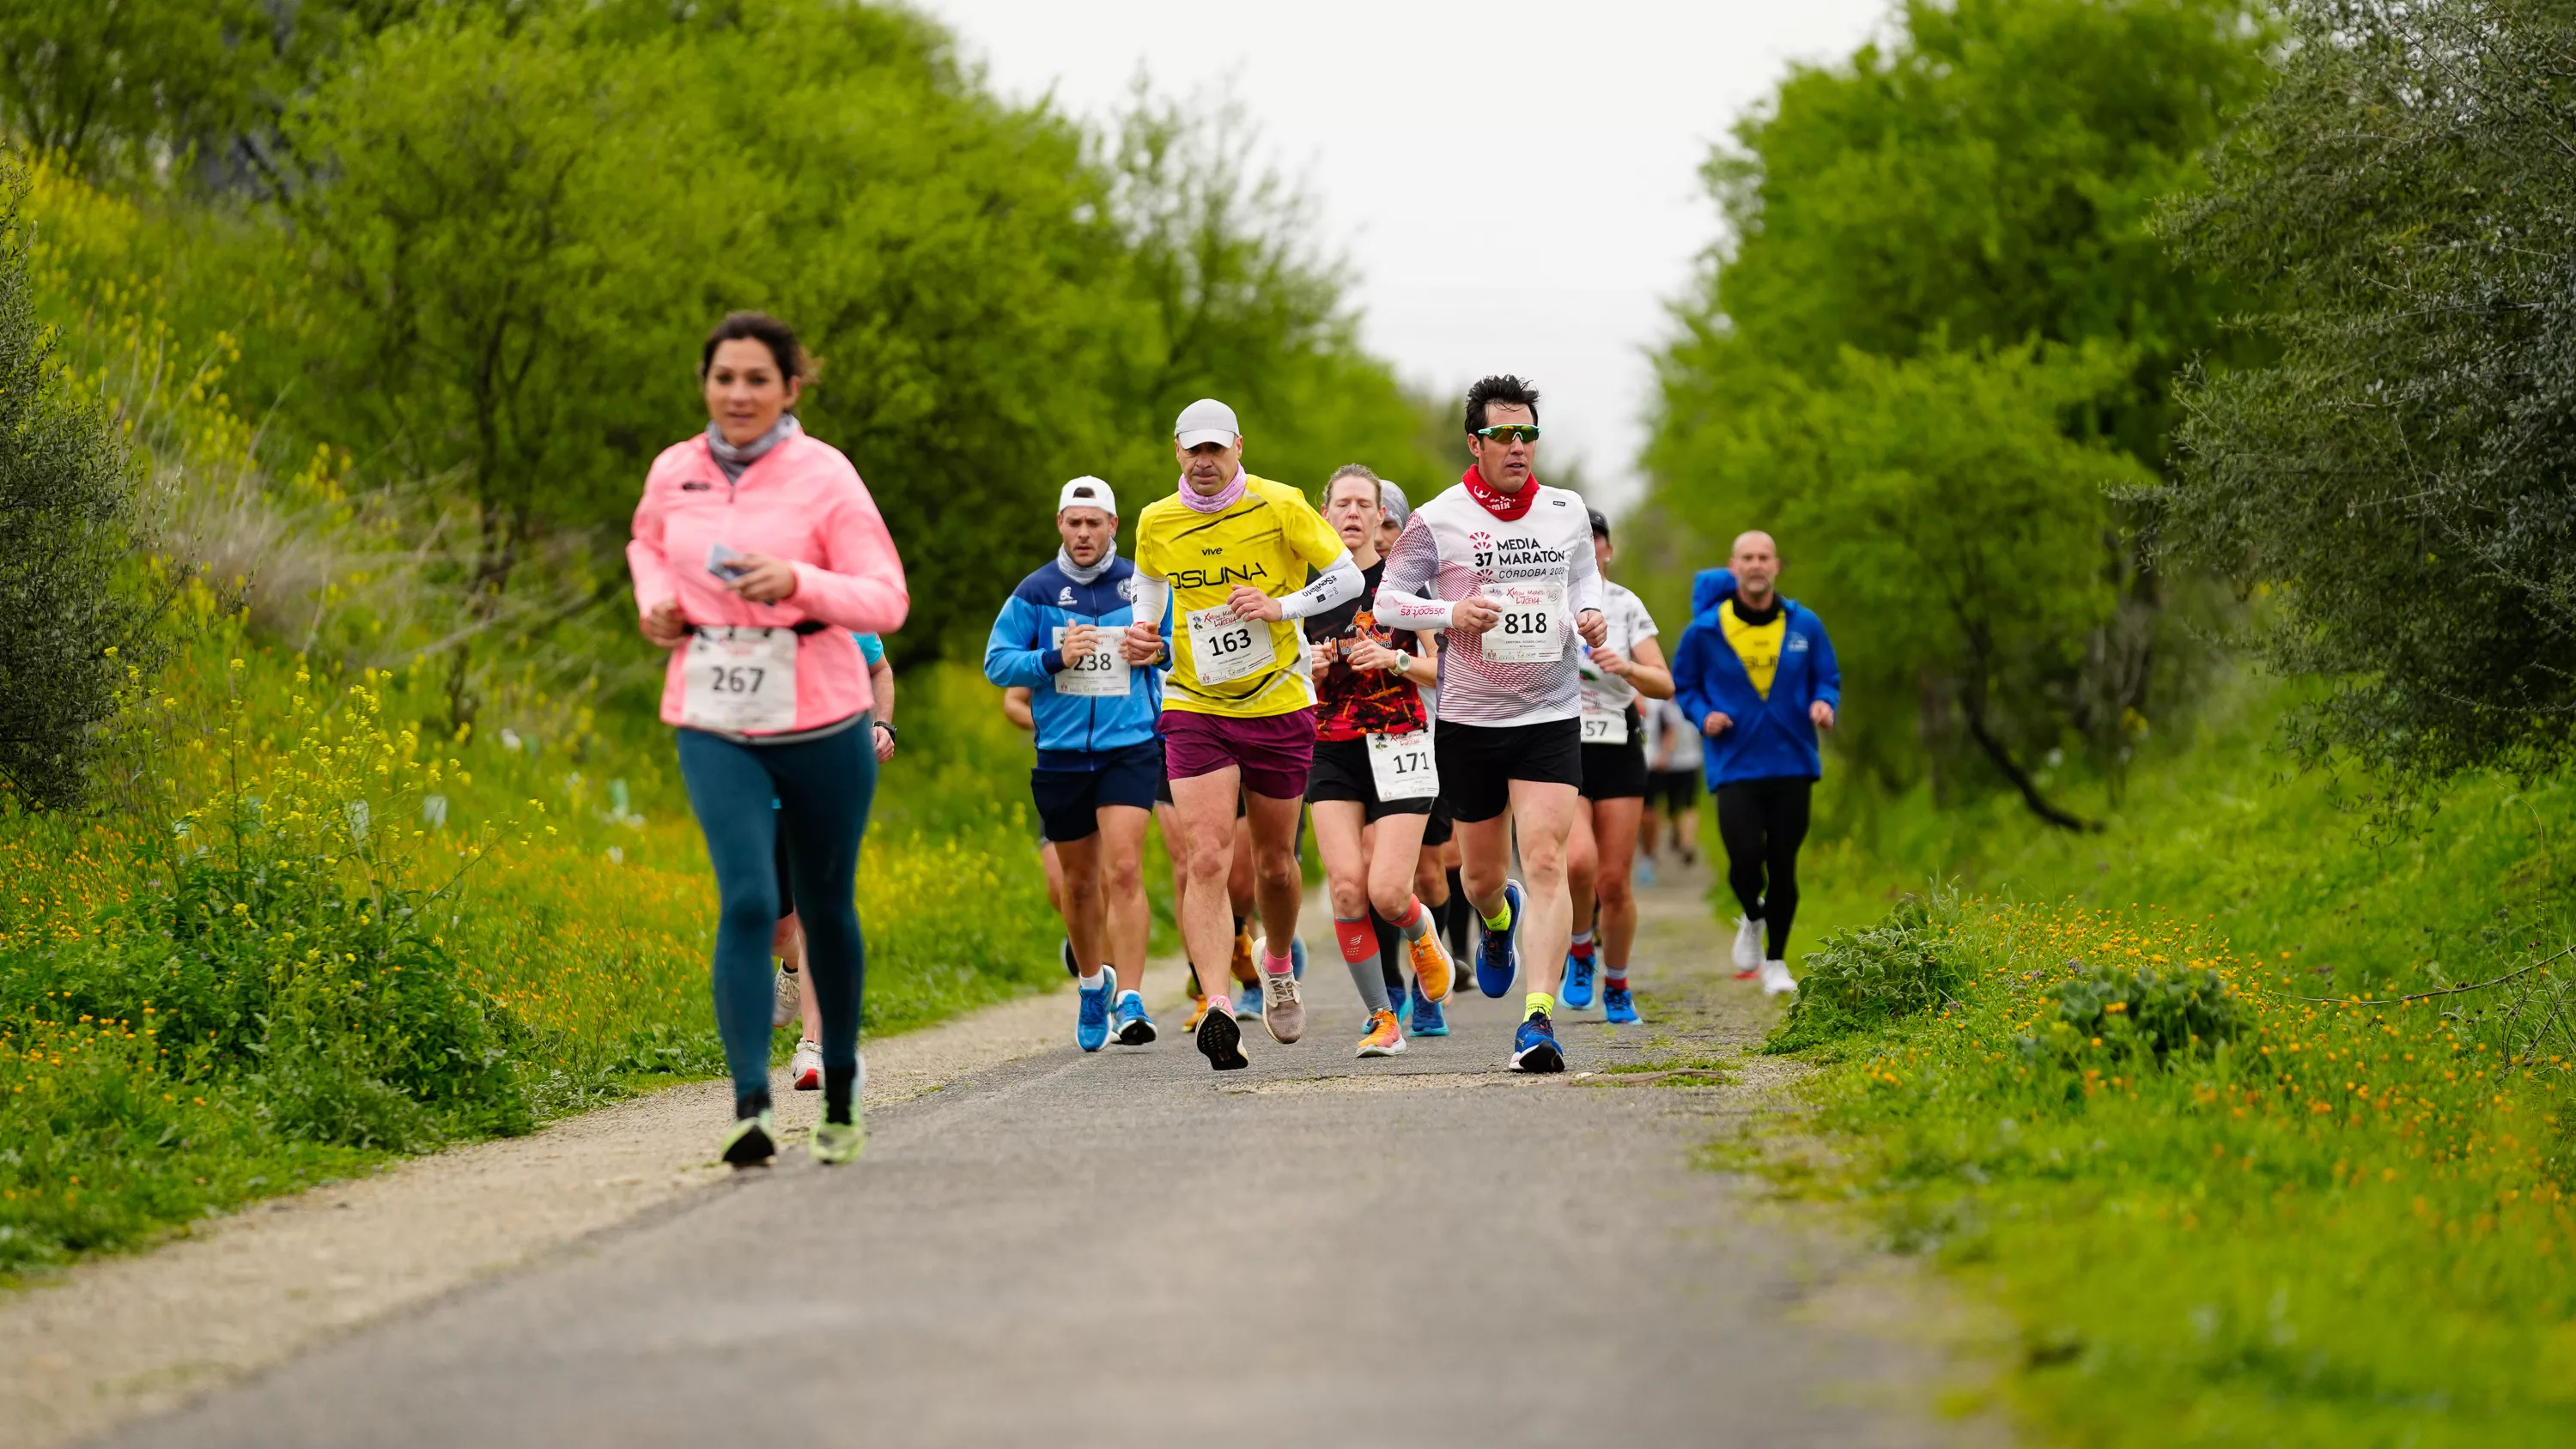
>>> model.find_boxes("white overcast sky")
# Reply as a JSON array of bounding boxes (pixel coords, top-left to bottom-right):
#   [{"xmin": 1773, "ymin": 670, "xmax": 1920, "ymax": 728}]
[{"xmin": 912, "ymin": 0, "xmax": 1889, "ymax": 510}]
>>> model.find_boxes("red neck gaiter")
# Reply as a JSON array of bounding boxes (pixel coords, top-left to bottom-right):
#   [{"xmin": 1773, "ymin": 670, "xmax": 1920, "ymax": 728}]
[{"xmin": 1461, "ymin": 464, "xmax": 1535, "ymax": 522}]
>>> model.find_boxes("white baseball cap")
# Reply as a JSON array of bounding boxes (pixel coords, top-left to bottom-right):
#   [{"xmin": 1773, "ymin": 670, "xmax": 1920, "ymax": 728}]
[
  {"xmin": 1057, "ymin": 476, "xmax": 1116, "ymax": 516},
  {"xmin": 1174, "ymin": 397, "xmax": 1241, "ymax": 449}
]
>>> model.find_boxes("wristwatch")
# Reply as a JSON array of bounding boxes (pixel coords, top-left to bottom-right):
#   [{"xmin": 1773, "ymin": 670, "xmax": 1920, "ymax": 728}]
[{"xmin": 874, "ymin": 720, "xmax": 897, "ymax": 740}]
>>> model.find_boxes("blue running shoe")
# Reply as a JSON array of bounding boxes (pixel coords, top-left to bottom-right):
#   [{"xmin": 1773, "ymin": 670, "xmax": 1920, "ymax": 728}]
[
  {"xmin": 1391, "ymin": 983, "xmax": 1413, "ymax": 1030},
  {"xmin": 1289, "ymin": 933, "xmax": 1308, "ymax": 980},
  {"xmin": 1410, "ymin": 977, "xmax": 1449, "ymax": 1036},
  {"xmin": 1603, "ymin": 984, "xmax": 1639, "ymax": 1024},
  {"xmin": 1634, "ymin": 854, "xmax": 1657, "ymax": 887},
  {"xmin": 1474, "ymin": 880, "xmax": 1524, "ymax": 997},
  {"xmin": 1510, "ymin": 1011, "xmax": 1564, "ymax": 1073},
  {"xmin": 1564, "ymin": 949, "xmax": 1597, "ymax": 1010},
  {"xmin": 1075, "ymin": 973, "xmax": 1112, "ymax": 1052},
  {"xmin": 1113, "ymin": 990, "xmax": 1157, "ymax": 1046}
]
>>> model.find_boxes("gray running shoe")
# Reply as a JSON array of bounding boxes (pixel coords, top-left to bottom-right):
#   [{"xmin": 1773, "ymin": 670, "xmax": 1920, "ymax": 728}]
[
  {"xmin": 770, "ymin": 966, "xmax": 800, "ymax": 1029},
  {"xmin": 1261, "ymin": 968, "xmax": 1305, "ymax": 1045}
]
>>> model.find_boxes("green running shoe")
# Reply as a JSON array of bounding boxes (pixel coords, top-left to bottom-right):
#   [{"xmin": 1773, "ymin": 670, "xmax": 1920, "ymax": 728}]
[
  {"xmin": 721, "ymin": 1109, "xmax": 776, "ymax": 1169},
  {"xmin": 810, "ymin": 1114, "xmax": 866, "ymax": 1166}
]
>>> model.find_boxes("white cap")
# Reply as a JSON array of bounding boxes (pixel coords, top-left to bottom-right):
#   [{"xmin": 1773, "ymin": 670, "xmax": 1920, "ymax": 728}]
[
  {"xmin": 1057, "ymin": 476, "xmax": 1116, "ymax": 516},
  {"xmin": 1174, "ymin": 397, "xmax": 1241, "ymax": 449}
]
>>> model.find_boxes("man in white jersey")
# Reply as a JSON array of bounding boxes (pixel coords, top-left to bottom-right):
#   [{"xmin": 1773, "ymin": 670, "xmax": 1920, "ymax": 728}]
[{"xmin": 1374, "ymin": 375, "xmax": 1606, "ymax": 1071}]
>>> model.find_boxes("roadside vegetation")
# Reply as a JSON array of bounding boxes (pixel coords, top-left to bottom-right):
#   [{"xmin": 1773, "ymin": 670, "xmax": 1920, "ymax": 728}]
[{"xmin": 1646, "ymin": 0, "xmax": 2576, "ymax": 1443}]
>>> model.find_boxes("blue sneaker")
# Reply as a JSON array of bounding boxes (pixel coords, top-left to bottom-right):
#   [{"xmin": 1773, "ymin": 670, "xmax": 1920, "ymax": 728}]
[
  {"xmin": 1410, "ymin": 978, "xmax": 1449, "ymax": 1036},
  {"xmin": 1113, "ymin": 990, "xmax": 1157, "ymax": 1046},
  {"xmin": 1290, "ymin": 934, "xmax": 1308, "ymax": 979},
  {"xmin": 1390, "ymin": 983, "xmax": 1413, "ymax": 1030},
  {"xmin": 1075, "ymin": 973, "xmax": 1112, "ymax": 1052},
  {"xmin": 1510, "ymin": 1011, "xmax": 1564, "ymax": 1073},
  {"xmin": 1634, "ymin": 854, "xmax": 1657, "ymax": 887},
  {"xmin": 1603, "ymin": 984, "xmax": 1639, "ymax": 1024},
  {"xmin": 1474, "ymin": 881, "xmax": 1523, "ymax": 997},
  {"xmin": 1563, "ymin": 949, "xmax": 1597, "ymax": 1009}
]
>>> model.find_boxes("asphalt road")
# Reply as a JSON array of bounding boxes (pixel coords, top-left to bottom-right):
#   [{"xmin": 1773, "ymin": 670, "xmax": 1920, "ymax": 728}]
[{"xmin": 101, "ymin": 868, "xmax": 1977, "ymax": 1449}]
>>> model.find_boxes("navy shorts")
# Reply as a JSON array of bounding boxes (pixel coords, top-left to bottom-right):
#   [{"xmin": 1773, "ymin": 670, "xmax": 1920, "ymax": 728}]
[{"xmin": 1033, "ymin": 740, "xmax": 1165, "ymax": 843}]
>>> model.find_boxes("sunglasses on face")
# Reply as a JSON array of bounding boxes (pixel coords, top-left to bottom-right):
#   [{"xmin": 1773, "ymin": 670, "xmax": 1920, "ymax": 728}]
[{"xmin": 1475, "ymin": 424, "xmax": 1541, "ymax": 444}]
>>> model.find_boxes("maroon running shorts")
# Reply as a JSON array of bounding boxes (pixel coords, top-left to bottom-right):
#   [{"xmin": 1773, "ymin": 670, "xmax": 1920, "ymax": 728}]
[{"xmin": 1160, "ymin": 707, "xmax": 1316, "ymax": 801}]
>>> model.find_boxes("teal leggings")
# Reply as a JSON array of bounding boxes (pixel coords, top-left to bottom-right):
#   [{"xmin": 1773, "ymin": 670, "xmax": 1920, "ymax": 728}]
[{"xmin": 676, "ymin": 723, "xmax": 875, "ymax": 1106}]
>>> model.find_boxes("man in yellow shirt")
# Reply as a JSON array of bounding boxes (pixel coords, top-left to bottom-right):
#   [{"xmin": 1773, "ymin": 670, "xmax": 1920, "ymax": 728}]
[{"xmin": 1122, "ymin": 398, "xmax": 1362, "ymax": 1070}]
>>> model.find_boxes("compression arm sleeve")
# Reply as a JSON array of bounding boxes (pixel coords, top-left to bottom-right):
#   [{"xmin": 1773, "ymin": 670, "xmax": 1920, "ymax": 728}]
[
  {"xmin": 1275, "ymin": 550, "xmax": 1363, "ymax": 621},
  {"xmin": 1567, "ymin": 518, "xmax": 1606, "ymax": 616},
  {"xmin": 1130, "ymin": 575, "xmax": 1168, "ymax": 631}
]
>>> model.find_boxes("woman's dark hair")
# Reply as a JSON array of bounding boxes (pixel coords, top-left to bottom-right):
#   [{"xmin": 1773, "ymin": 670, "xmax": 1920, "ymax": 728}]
[
  {"xmin": 701, "ymin": 311, "xmax": 811, "ymax": 385},
  {"xmin": 1464, "ymin": 373, "xmax": 1540, "ymax": 433},
  {"xmin": 1588, "ymin": 506, "xmax": 1611, "ymax": 541}
]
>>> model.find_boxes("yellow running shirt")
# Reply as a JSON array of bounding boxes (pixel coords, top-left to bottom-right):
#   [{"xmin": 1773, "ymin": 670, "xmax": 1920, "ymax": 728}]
[
  {"xmin": 1136, "ymin": 474, "xmax": 1346, "ymax": 718},
  {"xmin": 1721, "ymin": 598, "xmax": 1788, "ymax": 700}
]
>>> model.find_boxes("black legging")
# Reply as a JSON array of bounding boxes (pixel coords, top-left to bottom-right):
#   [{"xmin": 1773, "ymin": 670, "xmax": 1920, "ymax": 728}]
[{"xmin": 1717, "ymin": 777, "xmax": 1812, "ymax": 961}]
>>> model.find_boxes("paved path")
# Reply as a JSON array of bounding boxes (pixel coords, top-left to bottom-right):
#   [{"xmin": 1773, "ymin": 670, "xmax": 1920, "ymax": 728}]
[{"xmin": 100, "ymin": 865, "xmax": 1992, "ymax": 1448}]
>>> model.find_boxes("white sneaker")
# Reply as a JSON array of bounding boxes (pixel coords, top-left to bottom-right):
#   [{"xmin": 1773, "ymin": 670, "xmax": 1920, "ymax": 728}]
[
  {"xmin": 1758, "ymin": 959, "xmax": 1798, "ymax": 997},
  {"xmin": 771, "ymin": 966, "xmax": 801, "ymax": 1028},
  {"xmin": 1732, "ymin": 917, "xmax": 1764, "ymax": 976},
  {"xmin": 789, "ymin": 1039, "xmax": 823, "ymax": 1090}
]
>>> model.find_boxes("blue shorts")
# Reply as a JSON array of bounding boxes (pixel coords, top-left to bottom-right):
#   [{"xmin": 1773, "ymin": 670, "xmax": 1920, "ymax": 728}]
[{"xmin": 1032, "ymin": 740, "xmax": 1165, "ymax": 843}]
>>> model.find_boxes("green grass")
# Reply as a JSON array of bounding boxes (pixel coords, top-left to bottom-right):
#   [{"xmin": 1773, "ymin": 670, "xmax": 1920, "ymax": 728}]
[
  {"xmin": 1746, "ymin": 677, "xmax": 2576, "ymax": 1445},
  {"xmin": 0, "ymin": 638, "xmax": 1062, "ymax": 1277}
]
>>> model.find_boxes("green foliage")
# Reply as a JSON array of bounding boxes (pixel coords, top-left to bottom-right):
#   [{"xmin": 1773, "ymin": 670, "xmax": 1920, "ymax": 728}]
[
  {"xmin": 2032, "ymin": 957, "xmax": 2242, "ymax": 1066},
  {"xmin": 2164, "ymin": 0, "xmax": 2576, "ymax": 792},
  {"xmin": 1764, "ymin": 675, "xmax": 2576, "ymax": 1445},
  {"xmin": 0, "ymin": 155, "xmax": 158, "ymax": 809},
  {"xmin": 1647, "ymin": 0, "xmax": 2276, "ymax": 821},
  {"xmin": 1767, "ymin": 891, "xmax": 1971, "ymax": 1053}
]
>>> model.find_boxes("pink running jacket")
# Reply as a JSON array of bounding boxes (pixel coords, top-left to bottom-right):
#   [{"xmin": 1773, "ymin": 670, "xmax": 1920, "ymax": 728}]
[{"xmin": 628, "ymin": 431, "xmax": 910, "ymax": 734}]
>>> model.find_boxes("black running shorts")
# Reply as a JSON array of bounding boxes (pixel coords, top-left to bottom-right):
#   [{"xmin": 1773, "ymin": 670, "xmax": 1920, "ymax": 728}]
[
  {"xmin": 1434, "ymin": 717, "xmax": 1583, "ymax": 824},
  {"xmin": 1304, "ymin": 736, "xmax": 1436, "ymax": 822}
]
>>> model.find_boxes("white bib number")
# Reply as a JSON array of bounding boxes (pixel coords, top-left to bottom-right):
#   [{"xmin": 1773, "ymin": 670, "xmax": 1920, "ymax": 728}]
[
  {"xmin": 1485, "ymin": 582, "xmax": 1566, "ymax": 664},
  {"xmin": 1050, "ymin": 626, "xmax": 1131, "ymax": 698},
  {"xmin": 682, "ymin": 627, "xmax": 799, "ymax": 733},
  {"xmin": 1366, "ymin": 731, "xmax": 1439, "ymax": 801},
  {"xmin": 1187, "ymin": 604, "xmax": 1276, "ymax": 685},
  {"xmin": 1580, "ymin": 707, "xmax": 1629, "ymax": 746}
]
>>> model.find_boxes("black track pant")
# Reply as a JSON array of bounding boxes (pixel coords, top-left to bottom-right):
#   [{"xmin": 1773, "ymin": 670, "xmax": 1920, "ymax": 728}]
[{"xmin": 1716, "ymin": 777, "xmax": 1812, "ymax": 961}]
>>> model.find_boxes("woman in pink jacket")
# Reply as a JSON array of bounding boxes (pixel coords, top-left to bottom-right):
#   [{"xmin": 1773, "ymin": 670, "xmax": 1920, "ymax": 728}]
[{"xmin": 629, "ymin": 312, "xmax": 908, "ymax": 1168}]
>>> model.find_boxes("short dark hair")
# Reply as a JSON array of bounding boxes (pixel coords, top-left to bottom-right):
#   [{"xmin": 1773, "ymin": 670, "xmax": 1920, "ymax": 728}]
[
  {"xmin": 1464, "ymin": 374, "xmax": 1540, "ymax": 433},
  {"xmin": 1587, "ymin": 506, "xmax": 1611, "ymax": 541},
  {"xmin": 701, "ymin": 311, "xmax": 811, "ymax": 385}
]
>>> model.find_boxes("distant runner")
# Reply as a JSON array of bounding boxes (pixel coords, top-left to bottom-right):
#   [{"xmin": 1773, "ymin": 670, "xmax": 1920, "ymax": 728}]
[
  {"xmin": 1562, "ymin": 508, "xmax": 1671, "ymax": 1027},
  {"xmin": 1638, "ymin": 694, "xmax": 1704, "ymax": 877},
  {"xmin": 1125, "ymin": 398, "xmax": 1361, "ymax": 1070},
  {"xmin": 629, "ymin": 311, "xmax": 904, "ymax": 1168},
  {"xmin": 1376, "ymin": 478, "xmax": 1461, "ymax": 1037},
  {"xmin": 984, "ymin": 477, "xmax": 1171, "ymax": 1051},
  {"xmin": 1670, "ymin": 530, "xmax": 1841, "ymax": 997},
  {"xmin": 1301, "ymin": 464, "xmax": 1455, "ymax": 1058},
  {"xmin": 1375, "ymin": 375, "xmax": 1607, "ymax": 1073}
]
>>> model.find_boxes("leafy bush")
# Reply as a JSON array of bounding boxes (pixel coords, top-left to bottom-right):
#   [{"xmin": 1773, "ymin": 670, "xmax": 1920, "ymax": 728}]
[
  {"xmin": 1765, "ymin": 891, "xmax": 1969, "ymax": 1054},
  {"xmin": 0, "ymin": 156, "xmax": 160, "ymax": 809},
  {"xmin": 2024, "ymin": 958, "xmax": 2241, "ymax": 1069}
]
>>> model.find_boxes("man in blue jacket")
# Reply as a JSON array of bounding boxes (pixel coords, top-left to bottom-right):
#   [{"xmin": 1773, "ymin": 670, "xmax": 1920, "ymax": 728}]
[
  {"xmin": 1668, "ymin": 530, "xmax": 1839, "ymax": 997},
  {"xmin": 984, "ymin": 477, "xmax": 1174, "ymax": 1052}
]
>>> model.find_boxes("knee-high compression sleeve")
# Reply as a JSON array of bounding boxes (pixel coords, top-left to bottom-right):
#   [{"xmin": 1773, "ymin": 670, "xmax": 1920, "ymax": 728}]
[{"xmin": 1335, "ymin": 914, "xmax": 1390, "ymax": 1013}]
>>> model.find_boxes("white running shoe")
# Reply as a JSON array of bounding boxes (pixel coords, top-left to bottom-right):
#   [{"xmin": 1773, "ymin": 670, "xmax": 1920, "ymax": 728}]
[
  {"xmin": 1732, "ymin": 917, "xmax": 1765, "ymax": 978},
  {"xmin": 1759, "ymin": 959, "xmax": 1798, "ymax": 997},
  {"xmin": 771, "ymin": 966, "xmax": 801, "ymax": 1028},
  {"xmin": 789, "ymin": 1039, "xmax": 823, "ymax": 1090}
]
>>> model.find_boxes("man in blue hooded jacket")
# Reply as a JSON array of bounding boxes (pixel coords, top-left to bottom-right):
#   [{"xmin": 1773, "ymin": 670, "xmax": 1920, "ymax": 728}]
[
  {"xmin": 985, "ymin": 477, "xmax": 1175, "ymax": 1051},
  {"xmin": 1668, "ymin": 530, "xmax": 1839, "ymax": 997}
]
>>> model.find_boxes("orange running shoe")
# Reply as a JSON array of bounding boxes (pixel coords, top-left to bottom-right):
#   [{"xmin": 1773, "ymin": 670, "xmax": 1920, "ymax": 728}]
[
  {"xmin": 1406, "ymin": 929, "xmax": 1455, "ymax": 1003},
  {"xmin": 1354, "ymin": 1008, "xmax": 1406, "ymax": 1058}
]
